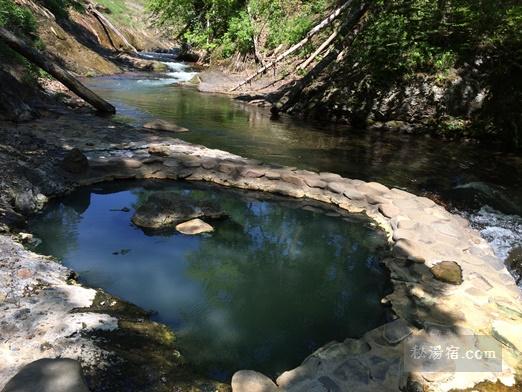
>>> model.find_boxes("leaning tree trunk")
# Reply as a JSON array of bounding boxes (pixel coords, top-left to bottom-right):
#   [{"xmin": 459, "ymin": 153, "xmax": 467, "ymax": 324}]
[
  {"xmin": 230, "ymin": 0, "xmax": 355, "ymax": 92},
  {"xmin": 276, "ymin": 2, "xmax": 369, "ymax": 114},
  {"xmin": 0, "ymin": 27, "xmax": 115, "ymax": 114},
  {"xmin": 88, "ymin": 4, "xmax": 138, "ymax": 53}
]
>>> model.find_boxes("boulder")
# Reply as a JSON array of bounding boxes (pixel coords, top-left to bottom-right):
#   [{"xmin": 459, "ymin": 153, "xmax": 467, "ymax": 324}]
[
  {"xmin": 231, "ymin": 370, "xmax": 278, "ymax": 392},
  {"xmin": 430, "ymin": 261, "xmax": 462, "ymax": 285},
  {"xmin": 62, "ymin": 148, "xmax": 89, "ymax": 174},
  {"xmin": 131, "ymin": 192, "xmax": 225, "ymax": 229},
  {"xmin": 1, "ymin": 358, "xmax": 90, "ymax": 392},
  {"xmin": 143, "ymin": 119, "xmax": 189, "ymax": 133},
  {"xmin": 176, "ymin": 218, "xmax": 214, "ymax": 235}
]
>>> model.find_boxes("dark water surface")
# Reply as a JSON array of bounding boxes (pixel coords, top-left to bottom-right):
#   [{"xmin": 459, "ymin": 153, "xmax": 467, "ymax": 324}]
[
  {"xmin": 84, "ymin": 72, "xmax": 522, "ymax": 261},
  {"xmin": 30, "ymin": 181, "xmax": 391, "ymax": 380}
]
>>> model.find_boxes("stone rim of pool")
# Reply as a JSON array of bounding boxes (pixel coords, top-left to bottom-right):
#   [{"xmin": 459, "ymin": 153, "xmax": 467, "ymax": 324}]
[
  {"xmin": 2, "ymin": 126, "xmax": 520, "ymax": 392},
  {"xmin": 29, "ymin": 180, "xmax": 394, "ymax": 381}
]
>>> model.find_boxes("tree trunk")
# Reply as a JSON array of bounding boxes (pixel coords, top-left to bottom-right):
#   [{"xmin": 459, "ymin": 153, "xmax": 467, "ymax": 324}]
[
  {"xmin": 298, "ymin": 28, "xmax": 339, "ymax": 70},
  {"xmin": 0, "ymin": 27, "xmax": 116, "ymax": 114},
  {"xmin": 230, "ymin": 0, "xmax": 354, "ymax": 92},
  {"xmin": 88, "ymin": 5, "xmax": 138, "ymax": 53},
  {"xmin": 277, "ymin": 2, "xmax": 369, "ymax": 113}
]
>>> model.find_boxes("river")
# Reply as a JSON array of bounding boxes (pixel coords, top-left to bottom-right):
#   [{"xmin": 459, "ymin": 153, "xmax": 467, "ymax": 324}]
[{"xmin": 83, "ymin": 60, "xmax": 522, "ymax": 275}]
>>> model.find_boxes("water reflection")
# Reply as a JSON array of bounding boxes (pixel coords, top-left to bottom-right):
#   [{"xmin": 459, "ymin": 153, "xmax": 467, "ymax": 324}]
[
  {"xmin": 30, "ymin": 181, "xmax": 391, "ymax": 380},
  {"xmin": 84, "ymin": 74, "xmax": 522, "ymax": 260}
]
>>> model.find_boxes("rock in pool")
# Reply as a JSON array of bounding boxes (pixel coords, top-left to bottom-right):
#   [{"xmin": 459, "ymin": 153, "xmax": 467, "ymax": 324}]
[
  {"xmin": 176, "ymin": 218, "xmax": 214, "ymax": 235},
  {"xmin": 143, "ymin": 119, "xmax": 189, "ymax": 133},
  {"xmin": 131, "ymin": 192, "xmax": 225, "ymax": 229},
  {"xmin": 430, "ymin": 260, "xmax": 462, "ymax": 285}
]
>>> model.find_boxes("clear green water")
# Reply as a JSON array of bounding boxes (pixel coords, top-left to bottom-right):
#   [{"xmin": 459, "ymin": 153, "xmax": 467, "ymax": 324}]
[
  {"xmin": 30, "ymin": 180, "xmax": 391, "ymax": 380},
  {"xmin": 84, "ymin": 74, "xmax": 522, "ymax": 216}
]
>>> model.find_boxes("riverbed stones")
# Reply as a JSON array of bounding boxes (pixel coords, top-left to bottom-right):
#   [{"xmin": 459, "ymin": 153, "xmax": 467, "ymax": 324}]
[
  {"xmin": 379, "ymin": 203, "xmax": 401, "ymax": 218},
  {"xmin": 430, "ymin": 261, "xmax": 463, "ymax": 285},
  {"xmin": 231, "ymin": 370, "xmax": 279, "ymax": 392},
  {"xmin": 62, "ymin": 148, "xmax": 88, "ymax": 174},
  {"xmin": 281, "ymin": 174, "xmax": 306, "ymax": 187},
  {"xmin": 382, "ymin": 318, "xmax": 413, "ymax": 344},
  {"xmin": 492, "ymin": 320, "xmax": 522, "ymax": 353},
  {"xmin": 131, "ymin": 192, "xmax": 225, "ymax": 229},
  {"xmin": 175, "ymin": 218, "xmax": 214, "ymax": 235},
  {"xmin": 1, "ymin": 358, "xmax": 89, "ymax": 392},
  {"xmin": 143, "ymin": 119, "xmax": 189, "ymax": 133}
]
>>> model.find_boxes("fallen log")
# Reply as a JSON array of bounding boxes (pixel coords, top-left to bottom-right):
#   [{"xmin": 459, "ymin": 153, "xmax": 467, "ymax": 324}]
[
  {"xmin": 298, "ymin": 28, "xmax": 339, "ymax": 70},
  {"xmin": 277, "ymin": 2, "xmax": 369, "ymax": 113},
  {"xmin": 229, "ymin": 0, "xmax": 354, "ymax": 92},
  {"xmin": 0, "ymin": 27, "xmax": 115, "ymax": 114}
]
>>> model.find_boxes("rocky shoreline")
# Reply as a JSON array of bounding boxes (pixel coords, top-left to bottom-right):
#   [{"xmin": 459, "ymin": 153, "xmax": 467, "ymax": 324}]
[{"xmin": 0, "ymin": 110, "xmax": 521, "ymax": 391}]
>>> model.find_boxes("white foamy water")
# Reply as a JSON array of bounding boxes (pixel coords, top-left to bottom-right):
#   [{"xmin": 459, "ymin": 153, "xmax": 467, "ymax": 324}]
[
  {"xmin": 460, "ymin": 206, "xmax": 522, "ymax": 261},
  {"xmin": 164, "ymin": 62, "xmax": 198, "ymax": 82}
]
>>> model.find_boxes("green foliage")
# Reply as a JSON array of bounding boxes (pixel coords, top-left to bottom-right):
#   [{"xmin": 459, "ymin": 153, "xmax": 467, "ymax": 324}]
[
  {"xmin": 350, "ymin": 0, "xmax": 522, "ymax": 81},
  {"xmin": 0, "ymin": 0, "xmax": 36, "ymax": 35},
  {"xmin": 36, "ymin": 0, "xmax": 83, "ymax": 19},
  {"xmin": 147, "ymin": 0, "xmax": 331, "ymax": 58}
]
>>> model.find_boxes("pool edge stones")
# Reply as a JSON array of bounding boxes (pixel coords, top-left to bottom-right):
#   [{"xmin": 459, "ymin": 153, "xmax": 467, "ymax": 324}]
[{"xmin": 2, "ymin": 130, "xmax": 521, "ymax": 392}]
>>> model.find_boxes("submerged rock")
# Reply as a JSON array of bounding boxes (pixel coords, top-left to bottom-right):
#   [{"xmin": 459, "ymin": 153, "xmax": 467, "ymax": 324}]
[
  {"xmin": 2, "ymin": 358, "xmax": 89, "ymax": 392},
  {"xmin": 131, "ymin": 192, "xmax": 225, "ymax": 229},
  {"xmin": 143, "ymin": 119, "xmax": 189, "ymax": 133},
  {"xmin": 175, "ymin": 218, "xmax": 214, "ymax": 235},
  {"xmin": 430, "ymin": 260, "xmax": 463, "ymax": 285}
]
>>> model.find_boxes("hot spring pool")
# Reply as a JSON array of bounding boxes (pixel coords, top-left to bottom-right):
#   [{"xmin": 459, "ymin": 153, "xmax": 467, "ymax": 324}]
[{"xmin": 30, "ymin": 180, "xmax": 392, "ymax": 381}]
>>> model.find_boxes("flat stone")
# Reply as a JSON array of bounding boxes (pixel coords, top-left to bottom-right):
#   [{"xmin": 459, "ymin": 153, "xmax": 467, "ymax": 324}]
[
  {"xmin": 175, "ymin": 219, "xmax": 214, "ymax": 235},
  {"xmin": 281, "ymin": 174, "xmax": 306, "ymax": 187},
  {"xmin": 390, "ymin": 188, "xmax": 415, "ymax": 199},
  {"xmin": 333, "ymin": 358, "xmax": 369, "ymax": 384},
  {"xmin": 343, "ymin": 188, "xmax": 364, "ymax": 200},
  {"xmin": 319, "ymin": 172, "xmax": 342, "ymax": 182},
  {"xmin": 218, "ymin": 162, "xmax": 238, "ymax": 174},
  {"xmin": 379, "ymin": 203, "xmax": 400, "ymax": 218},
  {"xmin": 304, "ymin": 177, "xmax": 327, "ymax": 189},
  {"xmin": 201, "ymin": 158, "xmax": 218, "ymax": 169},
  {"xmin": 366, "ymin": 182, "xmax": 390, "ymax": 193},
  {"xmin": 180, "ymin": 157, "xmax": 201, "ymax": 168},
  {"xmin": 143, "ymin": 119, "xmax": 189, "ymax": 132},
  {"xmin": 430, "ymin": 261, "xmax": 462, "ymax": 285},
  {"xmin": 148, "ymin": 144, "xmax": 171, "ymax": 156},
  {"xmin": 2, "ymin": 358, "xmax": 89, "ymax": 392},
  {"xmin": 231, "ymin": 370, "xmax": 278, "ymax": 392},
  {"xmin": 265, "ymin": 171, "xmax": 281, "ymax": 180},
  {"xmin": 382, "ymin": 318, "xmax": 413, "ymax": 344},
  {"xmin": 242, "ymin": 168, "xmax": 265, "ymax": 178},
  {"xmin": 492, "ymin": 320, "xmax": 522, "ymax": 353},
  {"xmin": 327, "ymin": 182, "xmax": 346, "ymax": 194}
]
